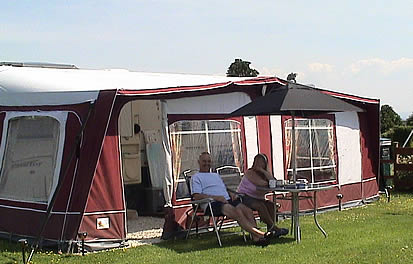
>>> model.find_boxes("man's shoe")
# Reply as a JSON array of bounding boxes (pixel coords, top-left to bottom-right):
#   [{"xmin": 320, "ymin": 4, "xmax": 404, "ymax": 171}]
[
  {"xmin": 264, "ymin": 231, "xmax": 274, "ymax": 240},
  {"xmin": 253, "ymin": 237, "xmax": 270, "ymax": 247},
  {"xmin": 274, "ymin": 228, "xmax": 289, "ymax": 238}
]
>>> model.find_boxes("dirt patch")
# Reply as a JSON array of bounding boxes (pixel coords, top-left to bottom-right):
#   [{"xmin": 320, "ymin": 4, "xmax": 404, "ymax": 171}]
[{"xmin": 126, "ymin": 213, "xmax": 164, "ymax": 247}]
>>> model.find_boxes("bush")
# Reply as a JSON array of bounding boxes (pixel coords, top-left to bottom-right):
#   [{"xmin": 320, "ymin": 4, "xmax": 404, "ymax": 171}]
[
  {"xmin": 384, "ymin": 126, "xmax": 413, "ymax": 147},
  {"xmin": 394, "ymin": 171, "xmax": 413, "ymax": 191}
]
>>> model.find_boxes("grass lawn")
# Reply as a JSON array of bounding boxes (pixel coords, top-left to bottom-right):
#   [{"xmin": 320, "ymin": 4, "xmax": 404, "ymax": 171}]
[{"xmin": 1, "ymin": 193, "xmax": 412, "ymax": 264}]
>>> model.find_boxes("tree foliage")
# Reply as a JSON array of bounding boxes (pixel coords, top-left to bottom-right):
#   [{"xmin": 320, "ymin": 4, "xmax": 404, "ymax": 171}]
[
  {"xmin": 406, "ymin": 113, "xmax": 413, "ymax": 126},
  {"xmin": 380, "ymin": 104, "xmax": 403, "ymax": 134},
  {"xmin": 287, "ymin": 72, "xmax": 297, "ymax": 83},
  {"xmin": 226, "ymin": 59, "xmax": 259, "ymax": 77},
  {"xmin": 384, "ymin": 126, "xmax": 413, "ymax": 147}
]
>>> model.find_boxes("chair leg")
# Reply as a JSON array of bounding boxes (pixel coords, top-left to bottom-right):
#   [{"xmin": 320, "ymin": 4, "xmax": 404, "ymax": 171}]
[
  {"xmin": 208, "ymin": 203, "xmax": 222, "ymax": 247},
  {"xmin": 195, "ymin": 216, "xmax": 199, "ymax": 236},
  {"xmin": 217, "ymin": 217, "xmax": 224, "ymax": 232},
  {"xmin": 186, "ymin": 205, "xmax": 199, "ymax": 240}
]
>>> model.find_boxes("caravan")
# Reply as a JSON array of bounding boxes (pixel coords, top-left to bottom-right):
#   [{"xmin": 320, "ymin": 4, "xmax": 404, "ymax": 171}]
[{"xmin": 0, "ymin": 63, "xmax": 380, "ymax": 251}]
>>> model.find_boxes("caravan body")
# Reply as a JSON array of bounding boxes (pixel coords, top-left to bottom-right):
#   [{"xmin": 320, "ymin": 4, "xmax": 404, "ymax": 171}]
[{"xmin": 0, "ymin": 65, "xmax": 379, "ymax": 250}]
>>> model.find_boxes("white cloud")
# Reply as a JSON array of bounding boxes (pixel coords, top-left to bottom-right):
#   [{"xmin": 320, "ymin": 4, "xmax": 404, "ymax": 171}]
[
  {"xmin": 256, "ymin": 66, "xmax": 285, "ymax": 78},
  {"xmin": 256, "ymin": 67, "xmax": 308, "ymax": 80},
  {"xmin": 349, "ymin": 57, "xmax": 413, "ymax": 74},
  {"xmin": 308, "ymin": 62, "xmax": 334, "ymax": 73}
]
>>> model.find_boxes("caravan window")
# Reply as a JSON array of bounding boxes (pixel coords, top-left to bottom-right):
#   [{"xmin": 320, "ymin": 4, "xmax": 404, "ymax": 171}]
[
  {"xmin": 169, "ymin": 120, "xmax": 243, "ymax": 199},
  {"xmin": 0, "ymin": 116, "xmax": 60, "ymax": 203},
  {"xmin": 284, "ymin": 118, "xmax": 337, "ymax": 183}
]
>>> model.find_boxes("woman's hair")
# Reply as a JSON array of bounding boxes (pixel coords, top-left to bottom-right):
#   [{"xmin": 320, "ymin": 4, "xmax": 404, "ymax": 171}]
[{"xmin": 252, "ymin": 153, "xmax": 268, "ymax": 170}]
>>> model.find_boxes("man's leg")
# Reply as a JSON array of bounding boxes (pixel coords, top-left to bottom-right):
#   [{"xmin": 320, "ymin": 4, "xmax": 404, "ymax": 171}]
[
  {"xmin": 235, "ymin": 203, "xmax": 258, "ymax": 228},
  {"xmin": 221, "ymin": 204, "xmax": 265, "ymax": 240}
]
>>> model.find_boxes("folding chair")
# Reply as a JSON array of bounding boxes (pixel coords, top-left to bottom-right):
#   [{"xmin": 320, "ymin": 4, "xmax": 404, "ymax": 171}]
[
  {"xmin": 216, "ymin": 165, "xmax": 243, "ymax": 193},
  {"xmin": 184, "ymin": 169, "xmax": 246, "ymax": 247}
]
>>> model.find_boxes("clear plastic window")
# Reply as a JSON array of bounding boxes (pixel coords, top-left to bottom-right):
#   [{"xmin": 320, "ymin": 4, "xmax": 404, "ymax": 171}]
[
  {"xmin": 170, "ymin": 120, "xmax": 243, "ymax": 199},
  {"xmin": 285, "ymin": 118, "xmax": 336, "ymax": 183},
  {"xmin": 0, "ymin": 116, "xmax": 60, "ymax": 203}
]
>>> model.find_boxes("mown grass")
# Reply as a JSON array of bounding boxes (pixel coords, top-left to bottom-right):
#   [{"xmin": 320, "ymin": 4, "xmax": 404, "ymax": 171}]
[{"xmin": 1, "ymin": 193, "xmax": 412, "ymax": 264}]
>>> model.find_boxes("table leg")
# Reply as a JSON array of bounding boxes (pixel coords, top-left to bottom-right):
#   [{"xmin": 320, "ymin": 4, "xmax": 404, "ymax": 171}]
[
  {"xmin": 273, "ymin": 193, "xmax": 277, "ymax": 225},
  {"xmin": 292, "ymin": 192, "xmax": 301, "ymax": 242},
  {"xmin": 313, "ymin": 191, "xmax": 327, "ymax": 238}
]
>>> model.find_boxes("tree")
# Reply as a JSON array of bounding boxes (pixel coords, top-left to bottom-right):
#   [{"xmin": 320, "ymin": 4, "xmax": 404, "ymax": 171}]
[
  {"xmin": 406, "ymin": 113, "xmax": 413, "ymax": 126},
  {"xmin": 286, "ymin": 72, "xmax": 297, "ymax": 83},
  {"xmin": 380, "ymin": 104, "xmax": 403, "ymax": 134},
  {"xmin": 226, "ymin": 59, "xmax": 259, "ymax": 77}
]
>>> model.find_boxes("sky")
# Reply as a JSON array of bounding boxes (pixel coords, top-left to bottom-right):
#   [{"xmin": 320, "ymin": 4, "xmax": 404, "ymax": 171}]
[{"xmin": 1, "ymin": 0, "xmax": 412, "ymax": 118}]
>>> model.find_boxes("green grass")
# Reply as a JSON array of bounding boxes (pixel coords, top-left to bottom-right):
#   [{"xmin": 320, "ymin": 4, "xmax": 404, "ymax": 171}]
[{"xmin": 1, "ymin": 193, "xmax": 413, "ymax": 264}]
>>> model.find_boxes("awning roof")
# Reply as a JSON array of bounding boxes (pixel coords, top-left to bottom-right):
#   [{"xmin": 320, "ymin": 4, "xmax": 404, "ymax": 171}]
[
  {"xmin": 0, "ymin": 65, "xmax": 379, "ymax": 107},
  {"xmin": 0, "ymin": 66, "xmax": 284, "ymax": 106}
]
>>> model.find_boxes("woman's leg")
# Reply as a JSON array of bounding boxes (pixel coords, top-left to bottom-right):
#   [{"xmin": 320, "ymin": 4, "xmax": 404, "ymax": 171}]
[
  {"xmin": 257, "ymin": 202, "xmax": 275, "ymax": 228},
  {"xmin": 264, "ymin": 200, "xmax": 276, "ymax": 230},
  {"xmin": 242, "ymin": 196, "xmax": 274, "ymax": 229}
]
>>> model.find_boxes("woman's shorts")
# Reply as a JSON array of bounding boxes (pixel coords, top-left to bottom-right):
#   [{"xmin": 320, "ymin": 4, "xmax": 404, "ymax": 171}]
[{"xmin": 240, "ymin": 194, "xmax": 270, "ymax": 211}]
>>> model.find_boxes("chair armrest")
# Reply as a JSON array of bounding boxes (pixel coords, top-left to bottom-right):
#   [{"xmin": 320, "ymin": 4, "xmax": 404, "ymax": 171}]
[
  {"xmin": 227, "ymin": 189, "xmax": 245, "ymax": 197},
  {"xmin": 191, "ymin": 198, "xmax": 215, "ymax": 205}
]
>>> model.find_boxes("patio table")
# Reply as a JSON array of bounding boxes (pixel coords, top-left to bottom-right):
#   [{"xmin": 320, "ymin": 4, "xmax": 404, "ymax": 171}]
[{"xmin": 258, "ymin": 184, "xmax": 336, "ymax": 243}]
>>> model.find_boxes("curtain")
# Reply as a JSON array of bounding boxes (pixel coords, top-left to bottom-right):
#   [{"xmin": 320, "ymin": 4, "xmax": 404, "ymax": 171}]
[
  {"xmin": 161, "ymin": 101, "xmax": 173, "ymax": 207},
  {"xmin": 285, "ymin": 121, "xmax": 292, "ymax": 178},
  {"xmin": 169, "ymin": 126, "xmax": 182, "ymax": 181},
  {"xmin": 230, "ymin": 121, "xmax": 243, "ymax": 170}
]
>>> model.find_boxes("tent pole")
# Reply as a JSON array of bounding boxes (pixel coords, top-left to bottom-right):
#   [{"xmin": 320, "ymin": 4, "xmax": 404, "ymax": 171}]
[
  {"xmin": 27, "ymin": 101, "xmax": 96, "ymax": 263},
  {"xmin": 291, "ymin": 111, "xmax": 297, "ymax": 182},
  {"xmin": 402, "ymin": 129, "xmax": 413, "ymax": 148}
]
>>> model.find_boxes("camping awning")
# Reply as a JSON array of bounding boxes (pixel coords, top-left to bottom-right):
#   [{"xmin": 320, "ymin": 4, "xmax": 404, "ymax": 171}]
[{"xmin": 0, "ymin": 66, "xmax": 285, "ymax": 106}]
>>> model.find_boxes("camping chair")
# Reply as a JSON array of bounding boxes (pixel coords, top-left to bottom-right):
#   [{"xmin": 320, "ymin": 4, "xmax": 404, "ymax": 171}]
[
  {"xmin": 216, "ymin": 165, "xmax": 243, "ymax": 194},
  {"xmin": 184, "ymin": 168, "xmax": 246, "ymax": 247}
]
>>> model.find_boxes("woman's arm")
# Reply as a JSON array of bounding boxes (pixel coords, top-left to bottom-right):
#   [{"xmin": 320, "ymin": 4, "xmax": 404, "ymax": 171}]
[
  {"xmin": 255, "ymin": 167, "xmax": 275, "ymax": 181},
  {"xmin": 245, "ymin": 169, "xmax": 269, "ymax": 187}
]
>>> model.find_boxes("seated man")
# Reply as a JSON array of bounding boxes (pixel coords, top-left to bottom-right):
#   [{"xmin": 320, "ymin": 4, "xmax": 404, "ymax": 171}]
[{"xmin": 191, "ymin": 152, "xmax": 273, "ymax": 246}]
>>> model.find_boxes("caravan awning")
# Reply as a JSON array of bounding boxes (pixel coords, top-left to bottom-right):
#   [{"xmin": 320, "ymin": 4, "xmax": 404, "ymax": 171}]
[{"xmin": 0, "ymin": 66, "xmax": 285, "ymax": 106}]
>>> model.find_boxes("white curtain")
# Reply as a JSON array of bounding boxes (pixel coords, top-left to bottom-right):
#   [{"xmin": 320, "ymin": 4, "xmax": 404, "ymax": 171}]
[{"xmin": 161, "ymin": 101, "xmax": 173, "ymax": 207}]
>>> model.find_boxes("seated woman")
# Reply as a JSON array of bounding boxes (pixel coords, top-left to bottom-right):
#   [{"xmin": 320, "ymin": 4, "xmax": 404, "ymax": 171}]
[{"xmin": 237, "ymin": 153, "xmax": 288, "ymax": 237}]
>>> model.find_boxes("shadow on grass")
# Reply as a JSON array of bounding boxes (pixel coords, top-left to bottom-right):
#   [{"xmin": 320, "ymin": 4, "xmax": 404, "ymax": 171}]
[
  {"xmin": 1, "ymin": 257, "xmax": 19, "ymax": 264},
  {"xmin": 0, "ymin": 240, "xmax": 23, "ymax": 264},
  {"xmin": 0, "ymin": 239, "xmax": 74, "ymax": 264},
  {"xmin": 155, "ymin": 231, "xmax": 295, "ymax": 253},
  {"xmin": 0, "ymin": 240, "xmax": 20, "ymax": 253},
  {"xmin": 384, "ymin": 212, "xmax": 404, "ymax": 216}
]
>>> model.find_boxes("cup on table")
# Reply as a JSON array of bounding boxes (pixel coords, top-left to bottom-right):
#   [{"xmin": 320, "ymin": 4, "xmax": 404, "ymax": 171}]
[
  {"xmin": 269, "ymin": 179, "xmax": 276, "ymax": 188},
  {"xmin": 296, "ymin": 179, "xmax": 308, "ymax": 188}
]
